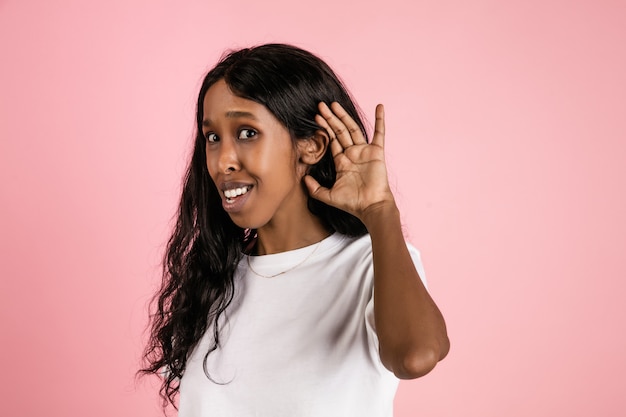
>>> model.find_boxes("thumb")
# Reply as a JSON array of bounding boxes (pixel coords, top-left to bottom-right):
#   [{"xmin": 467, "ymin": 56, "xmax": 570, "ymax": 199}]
[{"xmin": 303, "ymin": 175, "xmax": 333, "ymax": 204}]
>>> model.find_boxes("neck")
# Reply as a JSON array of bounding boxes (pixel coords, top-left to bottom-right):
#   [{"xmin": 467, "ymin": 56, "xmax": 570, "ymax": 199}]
[{"xmin": 254, "ymin": 212, "xmax": 330, "ymax": 255}]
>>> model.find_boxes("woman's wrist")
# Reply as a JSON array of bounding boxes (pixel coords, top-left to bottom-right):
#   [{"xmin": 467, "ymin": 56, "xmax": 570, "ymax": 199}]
[{"xmin": 360, "ymin": 199, "xmax": 401, "ymax": 233}]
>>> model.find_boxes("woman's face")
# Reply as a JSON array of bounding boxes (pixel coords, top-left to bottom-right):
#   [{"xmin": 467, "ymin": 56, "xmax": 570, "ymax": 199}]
[{"xmin": 202, "ymin": 80, "xmax": 310, "ymax": 230}]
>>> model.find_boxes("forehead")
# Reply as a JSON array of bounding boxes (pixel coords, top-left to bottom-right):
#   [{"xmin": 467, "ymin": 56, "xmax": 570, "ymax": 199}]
[{"xmin": 202, "ymin": 80, "xmax": 267, "ymax": 121}]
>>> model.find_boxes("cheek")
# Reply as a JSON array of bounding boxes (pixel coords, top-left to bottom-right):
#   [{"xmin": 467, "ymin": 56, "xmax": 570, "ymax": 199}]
[{"xmin": 205, "ymin": 152, "xmax": 218, "ymax": 180}]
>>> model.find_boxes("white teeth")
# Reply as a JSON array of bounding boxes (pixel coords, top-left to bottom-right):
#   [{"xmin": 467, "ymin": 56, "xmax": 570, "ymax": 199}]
[{"xmin": 224, "ymin": 186, "xmax": 250, "ymax": 199}]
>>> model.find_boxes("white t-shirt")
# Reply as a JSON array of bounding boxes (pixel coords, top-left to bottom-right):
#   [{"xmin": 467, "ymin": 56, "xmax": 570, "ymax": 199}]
[{"xmin": 179, "ymin": 233, "xmax": 426, "ymax": 417}]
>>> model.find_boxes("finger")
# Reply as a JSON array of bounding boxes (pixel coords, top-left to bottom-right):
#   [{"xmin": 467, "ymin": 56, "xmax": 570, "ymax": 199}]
[
  {"xmin": 318, "ymin": 102, "xmax": 360, "ymax": 149},
  {"xmin": 315, "ymin": 113, "xmax": 336, "ymax": 141},
  {"xmin": 330, "ymin": 102, "xmax": 367, "ymax": 145},
  {"xmin": 372, "ymin": 104, "xmax": 385, "ymax": 148},
  {"xmin": 315, "ymin": 114, "xmax": 343, "ymax": 157},
  {"xmin": 303, "ymin": 175, "xmax": 333, "ymax": 205},
  {"xmin": 329, "ymin": 134, "xmax": 344, "ymax": 157}
]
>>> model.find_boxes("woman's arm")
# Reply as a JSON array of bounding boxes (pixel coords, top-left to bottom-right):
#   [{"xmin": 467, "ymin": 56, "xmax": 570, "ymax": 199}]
[
  {"xmin": 363, "ymin": 200, "xmax": 449, "ymax": 378},
  {"xmin": 305, "ymin": 102, "xmax": 449, "ymax": 379}
]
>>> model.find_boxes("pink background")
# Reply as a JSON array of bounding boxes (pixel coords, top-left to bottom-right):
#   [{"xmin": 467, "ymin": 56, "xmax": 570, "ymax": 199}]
[{"xmin": 1, "ymin": 0, "xmax": 625, "ymax": 416}]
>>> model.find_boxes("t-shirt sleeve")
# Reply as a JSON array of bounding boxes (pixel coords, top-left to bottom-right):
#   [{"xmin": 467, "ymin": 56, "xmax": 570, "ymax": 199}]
[{"xmin": 363, "ymin": 242, "xmax": 427, "ymax": 370}]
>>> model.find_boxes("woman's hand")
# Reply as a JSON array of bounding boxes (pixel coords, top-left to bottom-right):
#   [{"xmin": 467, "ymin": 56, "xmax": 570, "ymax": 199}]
[{"xmin": 304, "ymin": 102, "xmax": 395, "ymax": 222}]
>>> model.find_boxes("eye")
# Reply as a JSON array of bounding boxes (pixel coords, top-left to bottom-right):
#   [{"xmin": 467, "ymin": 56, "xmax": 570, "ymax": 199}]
[
  {"xmin": 205, "ymin": 132, "xmax": 219, "ymax": 143},
  {"xmin": 238, "ymin": 129, "xmax": 257, "ymax": 140}
]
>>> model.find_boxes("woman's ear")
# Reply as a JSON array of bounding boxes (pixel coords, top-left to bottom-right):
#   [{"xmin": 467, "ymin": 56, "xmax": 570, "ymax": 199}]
[{"xmin": 298, "ymin": 130, "xmax": 329, "ymax": 165}]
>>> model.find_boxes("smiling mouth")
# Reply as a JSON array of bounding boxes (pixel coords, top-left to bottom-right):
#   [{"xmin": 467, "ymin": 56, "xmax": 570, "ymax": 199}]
[{"xmin": 223, "ymin": 185, "xmax": 252, "ymax": 203}]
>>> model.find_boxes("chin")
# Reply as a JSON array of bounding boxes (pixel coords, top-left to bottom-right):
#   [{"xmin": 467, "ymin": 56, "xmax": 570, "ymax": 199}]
[{"xmin": 228, "ymin": 214, "xmax": 266, "ymax": 231}]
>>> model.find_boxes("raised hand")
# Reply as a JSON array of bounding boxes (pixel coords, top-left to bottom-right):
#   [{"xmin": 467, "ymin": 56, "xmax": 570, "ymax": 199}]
[{"xmin": 303, "ymin": 102, "xmax": 396, "ymax": 222}]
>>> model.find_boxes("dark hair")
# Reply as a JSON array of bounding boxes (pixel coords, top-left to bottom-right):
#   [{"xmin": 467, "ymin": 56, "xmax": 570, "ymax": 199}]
[{"xmin": 141, "ymin": 43, "xmax": 369, "ymax": 409}]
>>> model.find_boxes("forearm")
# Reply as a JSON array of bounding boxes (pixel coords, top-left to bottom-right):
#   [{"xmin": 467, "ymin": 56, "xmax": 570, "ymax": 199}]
[{"xmin": 362, "ymin": 202, "xmax": 450, "ymax": 379}]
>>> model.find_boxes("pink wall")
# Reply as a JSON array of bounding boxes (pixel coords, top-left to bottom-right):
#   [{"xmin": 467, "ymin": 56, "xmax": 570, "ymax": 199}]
[{"xmin": 1, "ymin": 0, "xmax": 625, "ymax": 415}]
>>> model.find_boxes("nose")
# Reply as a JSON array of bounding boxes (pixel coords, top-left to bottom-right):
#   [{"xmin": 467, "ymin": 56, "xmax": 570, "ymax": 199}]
[{"xmin": 217, "ymin": 138, "xmax": 240, "ymax": 173}]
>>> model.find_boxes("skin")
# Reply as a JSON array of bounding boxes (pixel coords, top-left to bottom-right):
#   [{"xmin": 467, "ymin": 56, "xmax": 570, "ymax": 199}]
[
  {"xmin": 203, "ymin": 79, "xmax": 449, "ymax": 378},
  {"xmin": 306, "ymin": 102, "xmax": 450, "ymax": 378},
  {"xmin": 203, "ymin": 80, "xmax": 329, "ymax": 254}
]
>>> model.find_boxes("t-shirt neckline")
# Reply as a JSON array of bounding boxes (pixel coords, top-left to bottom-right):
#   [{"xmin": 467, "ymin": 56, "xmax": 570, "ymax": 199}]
[{"xmin": 244, "ymin": 232, "xmax": 347, "ymax": 269}]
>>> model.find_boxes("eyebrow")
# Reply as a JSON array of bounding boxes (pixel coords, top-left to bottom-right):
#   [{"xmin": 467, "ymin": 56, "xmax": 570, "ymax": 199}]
[{"xmin": 202, "ymin": 111, "xmax": 258, "ymax": 127}]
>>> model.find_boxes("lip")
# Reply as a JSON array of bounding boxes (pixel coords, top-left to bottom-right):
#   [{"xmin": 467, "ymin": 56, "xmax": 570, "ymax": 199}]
[
  {"xmin": 219, "ymin": 181, "xmax": 253, "ymax": 192},
  {"xmin": 219, "ymin": 181, "xmax": 254, "ymax": 213}
]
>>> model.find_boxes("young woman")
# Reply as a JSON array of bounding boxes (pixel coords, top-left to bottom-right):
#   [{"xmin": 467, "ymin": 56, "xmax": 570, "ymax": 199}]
[{"xmin": 142, "ymin": 43, "xmax": 449, "ymax": 416}]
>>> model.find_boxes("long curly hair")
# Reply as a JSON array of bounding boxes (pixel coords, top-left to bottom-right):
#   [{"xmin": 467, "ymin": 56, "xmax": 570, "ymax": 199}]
[{"xmin": 141, "ymin": 43, "xmax": 370, "ymax": 409}]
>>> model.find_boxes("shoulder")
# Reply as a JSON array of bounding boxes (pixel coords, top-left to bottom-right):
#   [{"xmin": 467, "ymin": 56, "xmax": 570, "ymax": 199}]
[
  {"xmin": 333, "ymin": 233, "xmax": 427, "ymax": 287},
  {"xmin": 326, "ymin": 233, "xmax": 373, "ymax": 263},
  {"xmin": 333, "ymin": 232, "xmax": 422, "ymax": 259}
]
